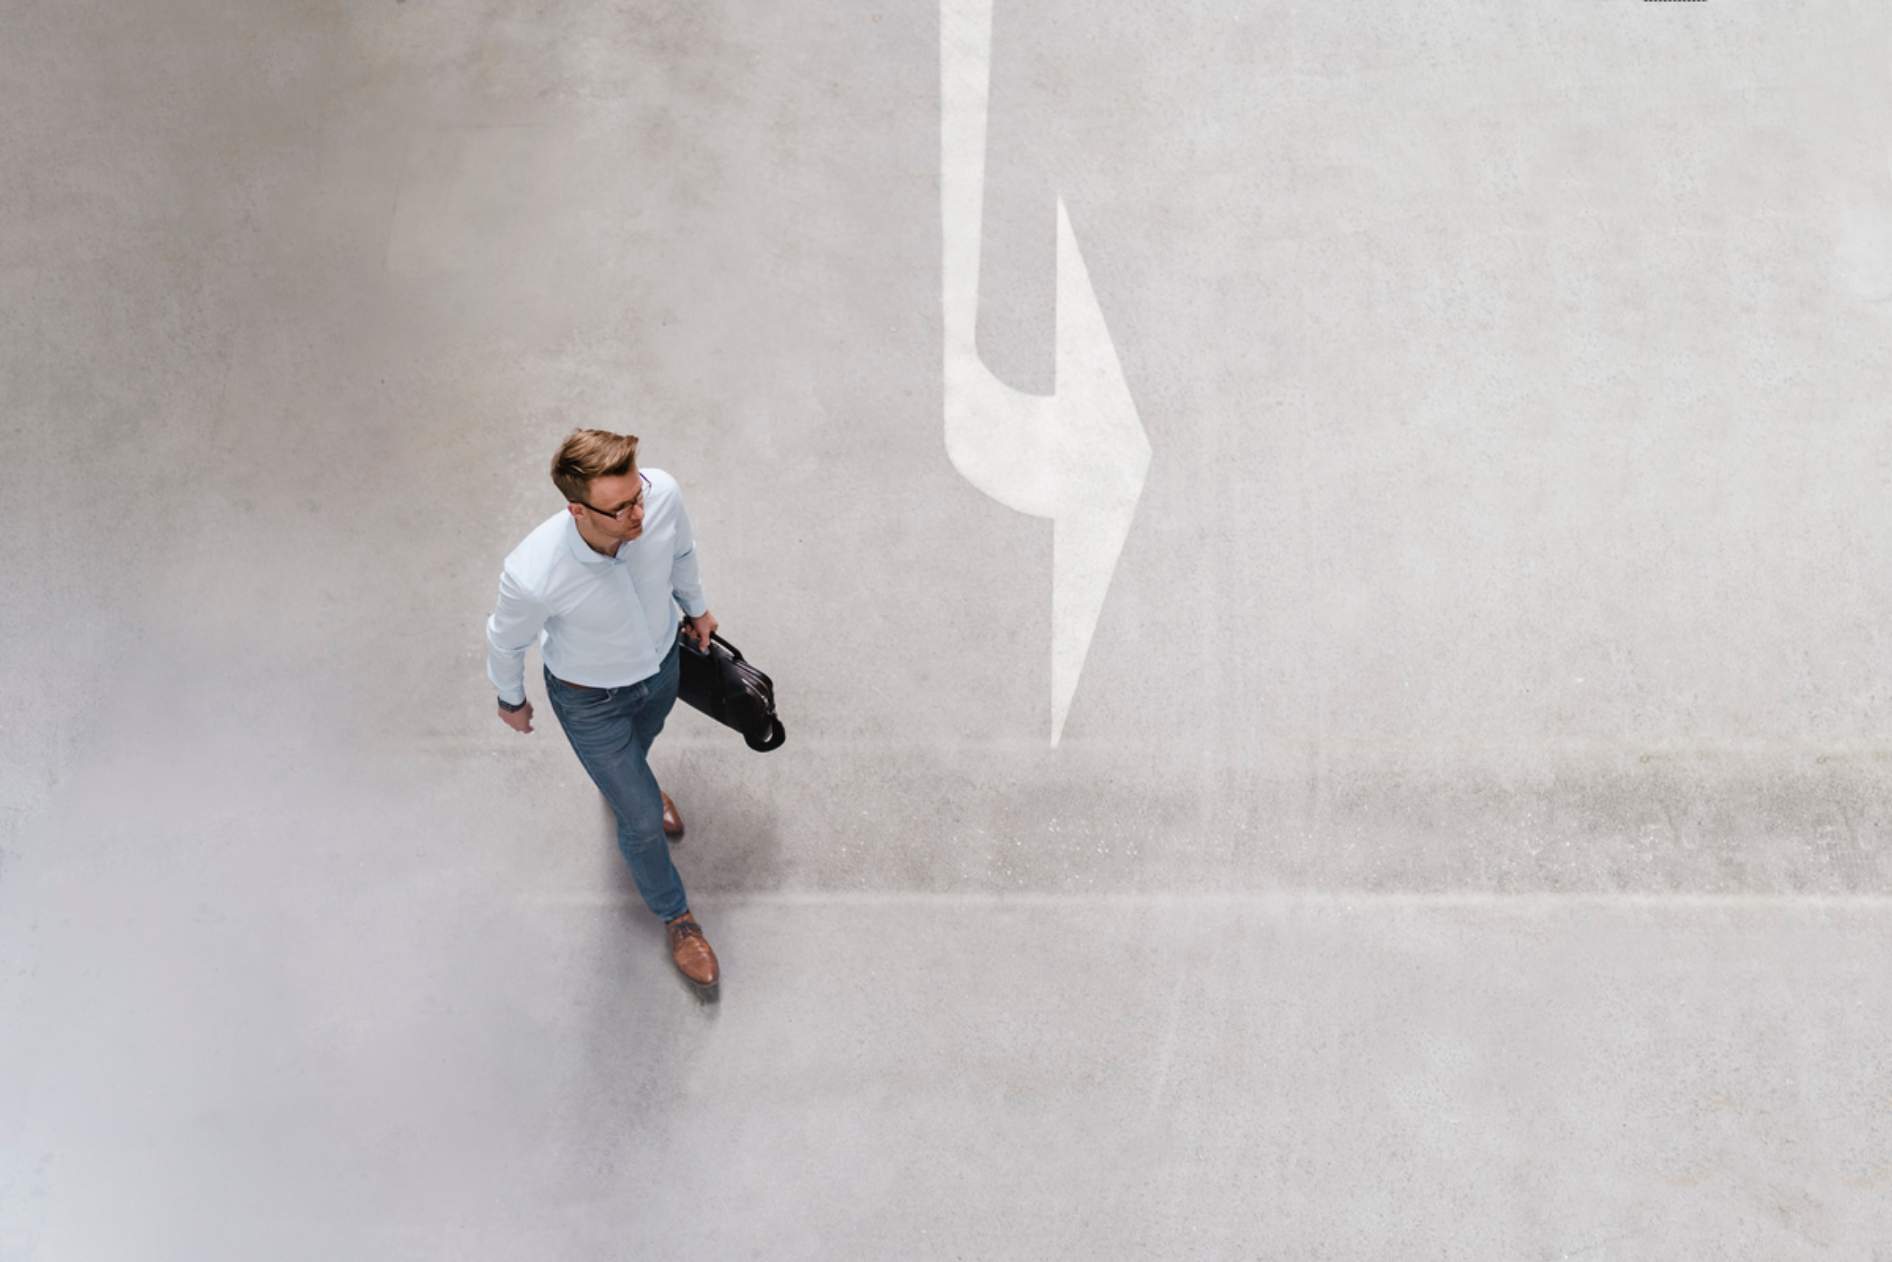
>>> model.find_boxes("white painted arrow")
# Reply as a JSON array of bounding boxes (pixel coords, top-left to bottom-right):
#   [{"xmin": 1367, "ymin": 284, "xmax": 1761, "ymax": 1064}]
[{"xmin": 941, "ymin": 0, "xmax": 1152, "ymax": 748}]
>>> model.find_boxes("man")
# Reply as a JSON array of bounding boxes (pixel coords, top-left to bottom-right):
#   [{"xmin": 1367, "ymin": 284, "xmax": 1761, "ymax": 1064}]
[{"xmin": 484, "ymin": 428, "xmax": 721, "ymax": 989}]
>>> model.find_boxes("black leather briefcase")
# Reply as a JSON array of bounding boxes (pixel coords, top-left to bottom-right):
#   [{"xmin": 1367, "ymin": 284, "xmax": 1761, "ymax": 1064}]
[{"xmin": 676, "ymin": 623, "xmax": 786, "ymax": 752}]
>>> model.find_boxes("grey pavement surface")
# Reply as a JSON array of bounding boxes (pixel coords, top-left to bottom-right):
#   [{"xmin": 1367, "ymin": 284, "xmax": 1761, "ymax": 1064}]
[
  {"xmin": 7, "ymin": 880, "xmax": 1892, "ymax": 1257},
  {"xmin": 5, "ymin": 1, "xmax": 1892, "ymax": 1257}
]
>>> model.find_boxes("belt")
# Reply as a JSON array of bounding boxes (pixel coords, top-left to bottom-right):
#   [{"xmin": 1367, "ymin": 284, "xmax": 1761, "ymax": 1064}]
[{"xmin": 550, "ymin": 642, "xmax": 675, "ymax": 694}]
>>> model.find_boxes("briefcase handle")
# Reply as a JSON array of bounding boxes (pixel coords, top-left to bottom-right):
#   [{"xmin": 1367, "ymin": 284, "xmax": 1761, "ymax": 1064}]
[{"xmin": 679, "ymin": 622, "xmax": 744, "ymax": 662}]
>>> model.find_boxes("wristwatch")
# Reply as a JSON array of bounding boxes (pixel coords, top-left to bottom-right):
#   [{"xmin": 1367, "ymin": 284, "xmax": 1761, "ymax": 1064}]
[{"xmin": 497, "ymin": 696, "xmax": 528, "ymax": 712}]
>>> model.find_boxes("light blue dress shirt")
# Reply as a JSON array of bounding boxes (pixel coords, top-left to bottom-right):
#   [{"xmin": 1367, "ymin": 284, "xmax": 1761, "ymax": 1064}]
[{"xmin": 485, "ymin": 466, "xmax": 709, "ymax": 706}]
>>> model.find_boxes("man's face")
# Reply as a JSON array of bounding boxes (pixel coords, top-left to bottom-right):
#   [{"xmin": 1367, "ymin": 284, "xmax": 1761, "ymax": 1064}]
[{"xmin": 583, "ymin": 471, "xmax": 645, "ymax": 538}]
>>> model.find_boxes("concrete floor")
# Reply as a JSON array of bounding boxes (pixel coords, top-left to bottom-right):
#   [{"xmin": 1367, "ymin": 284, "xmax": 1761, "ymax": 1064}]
[{"xmin": 6, "ymin": 1, "xmax": 1892, "ymax": 1257}]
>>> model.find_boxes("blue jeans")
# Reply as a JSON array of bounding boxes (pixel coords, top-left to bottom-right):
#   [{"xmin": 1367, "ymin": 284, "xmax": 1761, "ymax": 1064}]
[{"xmin": 543, "ymin": 637, "xmax": 687, "ymax": 921}]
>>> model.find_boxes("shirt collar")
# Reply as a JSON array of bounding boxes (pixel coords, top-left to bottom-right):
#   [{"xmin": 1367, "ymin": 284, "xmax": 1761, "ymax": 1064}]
[{"xmin": 564, "ymin": 514, "xmax": 616, "ymax": 565}]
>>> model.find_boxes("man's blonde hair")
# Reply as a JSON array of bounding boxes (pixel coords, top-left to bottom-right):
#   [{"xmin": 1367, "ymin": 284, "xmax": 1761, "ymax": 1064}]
[{"xmin": 550, "ymin": 428, "xmax": 640, "ymax": 504}]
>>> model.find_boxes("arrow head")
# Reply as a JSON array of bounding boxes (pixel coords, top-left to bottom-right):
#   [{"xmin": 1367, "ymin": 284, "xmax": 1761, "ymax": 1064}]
[{"xmin": 1046, "ymin": 195, "xmax": 1151, "ymax": 745}]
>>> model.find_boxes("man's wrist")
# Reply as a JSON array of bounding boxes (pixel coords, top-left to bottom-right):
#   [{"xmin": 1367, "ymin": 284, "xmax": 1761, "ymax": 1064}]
[{"xmin": 497, "ymin": 696, "xmax": 527, "ymax": 712}]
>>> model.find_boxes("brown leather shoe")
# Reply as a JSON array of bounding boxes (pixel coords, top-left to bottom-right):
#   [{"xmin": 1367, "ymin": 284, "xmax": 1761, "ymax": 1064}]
[
  {"xmin": 665, "ymin": 912, "xmax": 719, "ymax": 987},
  {"xmin": 661, "ymin": 790, "xmax": 685, "ymax": 840}
]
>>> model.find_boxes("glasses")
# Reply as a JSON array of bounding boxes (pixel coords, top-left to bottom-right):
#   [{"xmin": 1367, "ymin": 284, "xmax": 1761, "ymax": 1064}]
[{"xmin": 574, "ymin": 472, "xmax": 650, "ymax": 520}]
